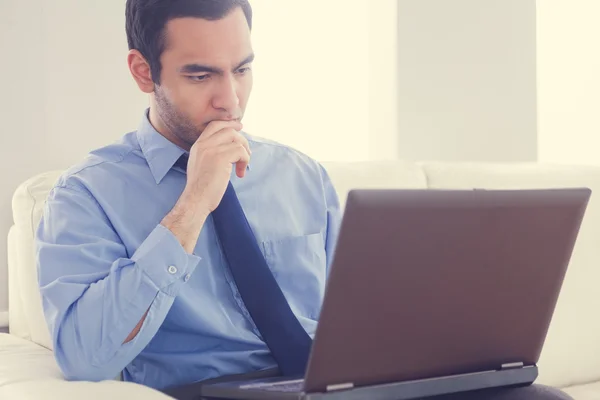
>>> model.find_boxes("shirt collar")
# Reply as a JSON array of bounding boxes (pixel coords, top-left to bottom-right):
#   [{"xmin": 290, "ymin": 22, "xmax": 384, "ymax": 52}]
[
  {"xmin": 136, "ymin": 109, "xmax": 187, "ymax": 184},
  {"xmin": 136, "ymin": 108, "xmax": 252, "ymax": 184}
]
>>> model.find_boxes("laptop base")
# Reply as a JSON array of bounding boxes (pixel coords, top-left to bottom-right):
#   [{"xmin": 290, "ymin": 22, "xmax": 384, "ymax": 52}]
[{"xmin": 202, "ymin": 365, "xmax": 538, "ymax": 400}]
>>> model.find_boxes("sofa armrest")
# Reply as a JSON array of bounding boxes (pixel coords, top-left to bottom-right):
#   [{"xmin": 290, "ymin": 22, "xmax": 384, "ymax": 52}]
[{"xmin": 0, "ymin": 333, "xmax": 173, "ymax": 399}]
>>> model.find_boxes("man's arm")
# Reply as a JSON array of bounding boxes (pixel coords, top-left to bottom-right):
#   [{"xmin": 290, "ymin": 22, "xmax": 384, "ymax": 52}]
[
  {"xmin": 36, "ymin": 120, "xmax": 251, "ymax": 381},
  {"xmin": 36, "ymin": 184, "xmax": 203, "ymax": 381}
]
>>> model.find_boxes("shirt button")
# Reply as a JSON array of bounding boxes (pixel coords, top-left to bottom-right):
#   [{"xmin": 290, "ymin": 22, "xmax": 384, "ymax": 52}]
[
  {"xmin": 184, "ymin": 274, "xmax": 191, "ymax": 282},
  {"xmin": 168, "ymin": 265, "xmax": 178, "ymax": 274}
]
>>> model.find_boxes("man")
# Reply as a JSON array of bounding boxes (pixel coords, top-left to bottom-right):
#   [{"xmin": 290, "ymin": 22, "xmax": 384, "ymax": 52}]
[
  {"xmin": 35, "ymin": 1, "xmax": 572, "ymax": 399},
  {"xmin": 36, "ymin": 0, "xmax": 339, "ymax": 392}
]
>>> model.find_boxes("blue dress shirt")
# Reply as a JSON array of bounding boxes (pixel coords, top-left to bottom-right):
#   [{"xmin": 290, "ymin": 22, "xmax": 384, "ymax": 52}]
[{"xmin": 35, "ymin": 110, "xmax": 342, "ymax": 390}]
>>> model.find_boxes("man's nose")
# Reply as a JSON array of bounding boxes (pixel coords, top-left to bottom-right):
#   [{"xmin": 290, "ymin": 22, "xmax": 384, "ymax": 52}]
[{"xmin": 212, "ymin": 74, "xmax": 240, "ymax": 112}]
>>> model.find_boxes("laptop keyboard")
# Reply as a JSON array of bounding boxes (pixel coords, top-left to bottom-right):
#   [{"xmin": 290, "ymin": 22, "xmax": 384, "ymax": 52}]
[{"xmin": 241, "ymin": 379, "xmax": 305, "ymax": 392}]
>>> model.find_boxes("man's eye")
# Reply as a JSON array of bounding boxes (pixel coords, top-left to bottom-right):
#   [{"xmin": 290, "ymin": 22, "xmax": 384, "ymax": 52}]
[
  {"xmin": 188, "ymin": 75, "xmax": 209, "ymax": 82},
  {"xmin": 237, "ymin": 67, "xmax": 251, "ymax": 74}
]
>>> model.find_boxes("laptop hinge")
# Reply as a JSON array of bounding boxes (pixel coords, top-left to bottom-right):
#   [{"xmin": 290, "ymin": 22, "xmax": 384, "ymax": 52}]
[
  {"xmin": 326, "ymin": 382, "xmax": 354, "ymax": 392},
  {"xmin": 501, "ymin": 362, "xmax": 525, "ymax": 370}
]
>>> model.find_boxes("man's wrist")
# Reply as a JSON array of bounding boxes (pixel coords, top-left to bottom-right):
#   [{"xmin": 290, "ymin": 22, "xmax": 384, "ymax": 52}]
[{"xmin": 177, "ymin": 189, "xmax": 211, "ymax": 220}]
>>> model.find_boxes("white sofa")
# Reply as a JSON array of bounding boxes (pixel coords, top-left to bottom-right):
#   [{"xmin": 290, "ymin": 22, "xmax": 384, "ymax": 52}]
[{"xmin": 2, "ymin": 161, "xmax": 600, "ymax": 399}]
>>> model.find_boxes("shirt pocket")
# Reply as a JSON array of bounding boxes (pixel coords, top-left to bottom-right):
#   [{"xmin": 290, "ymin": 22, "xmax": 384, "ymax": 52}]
[{"xmin": 261, "ymin": 233, "xmax": 327, "ymax": 320}]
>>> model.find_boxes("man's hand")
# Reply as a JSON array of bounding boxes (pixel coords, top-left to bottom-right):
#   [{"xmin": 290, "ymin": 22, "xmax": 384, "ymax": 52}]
[
  {"xmin": 160, "ymin": 120, "xmax": 250, "ymax": 254},
  {"xmin": 183, "ymin": 120, "xmax": 251, "ymax": 214}
]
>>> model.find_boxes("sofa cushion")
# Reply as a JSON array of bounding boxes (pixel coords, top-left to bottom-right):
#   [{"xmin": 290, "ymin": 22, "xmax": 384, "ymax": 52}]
[
  {"xmin": 0, "ymin": 330, "xmax": 164, "ymax": 398},
  {"xmin": 0, "ymin": 380, "xmax": 173, "ymax": 400},
  {"xmin": 420, "ymin": 161, "xmax": 600, "ymax": 389},
  {"xmin": 0, "ymin": 333, "xmax": 62, "ymax": 387}
]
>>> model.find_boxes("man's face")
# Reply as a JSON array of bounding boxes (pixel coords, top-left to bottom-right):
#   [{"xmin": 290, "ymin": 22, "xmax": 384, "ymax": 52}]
[{"xmin": 153, "ymin": 7, "xmax": 254, "ymax": 148}]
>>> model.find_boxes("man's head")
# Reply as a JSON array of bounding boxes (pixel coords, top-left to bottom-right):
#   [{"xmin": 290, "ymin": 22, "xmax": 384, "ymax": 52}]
[{"xmin": 126, "ymin": 0, "xmax": 254, "ymax": 149}]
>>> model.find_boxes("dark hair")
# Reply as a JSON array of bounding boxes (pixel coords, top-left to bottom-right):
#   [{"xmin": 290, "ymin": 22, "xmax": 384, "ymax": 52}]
[{"xmin": 126, "ymin": 0, "xmax": 253, "ymax": 85}]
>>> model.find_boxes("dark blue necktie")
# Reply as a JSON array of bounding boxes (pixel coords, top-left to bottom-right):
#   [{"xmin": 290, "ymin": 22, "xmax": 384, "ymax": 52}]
[
  {"xmin": 212, "ymin": 182, "xmax": 313, "ymax": 376},
  {"xmin": 176, "ymin": 156, "xmax": 312, "ymax": 376}
]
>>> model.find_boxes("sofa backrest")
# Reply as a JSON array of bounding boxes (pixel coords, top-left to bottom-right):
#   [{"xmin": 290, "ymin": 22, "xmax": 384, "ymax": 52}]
[
  {"xmin": 321, "ymin": 160, "xmax": 429, "ymax": 208},
  {"xmin": 7, "ymin": 161, "xmax": 600, "ymax": 388}
]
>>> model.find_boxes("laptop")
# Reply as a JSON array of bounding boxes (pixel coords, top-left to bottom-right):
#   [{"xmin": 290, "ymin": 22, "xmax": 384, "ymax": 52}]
[{"xmin": 202, "ymin": 187, "xmax": 591, "ymax": 400}]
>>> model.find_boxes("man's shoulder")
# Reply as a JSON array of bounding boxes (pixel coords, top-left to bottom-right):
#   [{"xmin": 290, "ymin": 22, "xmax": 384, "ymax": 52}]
[
  {"xmin": 54, "ymin": 131, "xmax": 143, "ymax": 192},
  {"xmin": 245, "ymin": 132, "xmax": 325, "ymax": 176}
]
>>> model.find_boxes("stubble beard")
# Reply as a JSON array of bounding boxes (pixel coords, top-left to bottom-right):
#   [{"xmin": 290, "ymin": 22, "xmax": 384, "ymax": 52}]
[{"xmin": 154, "ymin": 86, "xmax": 201, "ymax": 149}]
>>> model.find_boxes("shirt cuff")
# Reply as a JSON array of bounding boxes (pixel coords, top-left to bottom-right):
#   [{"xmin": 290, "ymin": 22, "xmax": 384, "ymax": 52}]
[{"xmin": 131, "ymin": 224, "xmax": 202, "ymax": 291}]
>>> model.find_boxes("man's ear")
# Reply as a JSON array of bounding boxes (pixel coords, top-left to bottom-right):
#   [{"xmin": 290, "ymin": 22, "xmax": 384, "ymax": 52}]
[{"xmin": 127, "ymin": 50, "xmax": 155, "ymax": 93}]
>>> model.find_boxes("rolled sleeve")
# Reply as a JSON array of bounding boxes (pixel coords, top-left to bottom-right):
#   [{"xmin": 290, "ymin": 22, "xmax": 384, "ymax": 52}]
[{"xmin": 132, "ymin": 224, "xmax": 202, "ymax": 292}]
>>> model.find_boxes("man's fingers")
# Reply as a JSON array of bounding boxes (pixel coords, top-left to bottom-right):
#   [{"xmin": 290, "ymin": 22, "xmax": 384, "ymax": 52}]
[
  {"xmin": 220, "ymin": 142, "xmax": 251, "ymax": 162},
  {"xmin": 201, "ymin": 120, "xmax": 243, "ymax": 140},
  {"xmin": 209, "ymin": 130, "xmax": 251, "ymax": 156},
  {"xmin": 220, "ymin": 143, "xmax": 250, "ymax": 177}
]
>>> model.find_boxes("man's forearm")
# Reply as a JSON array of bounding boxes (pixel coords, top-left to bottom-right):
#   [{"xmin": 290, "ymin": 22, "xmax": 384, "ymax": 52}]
[{"xmin": 122, "ymin": 195, "xmax": 208, "ymax": 344}]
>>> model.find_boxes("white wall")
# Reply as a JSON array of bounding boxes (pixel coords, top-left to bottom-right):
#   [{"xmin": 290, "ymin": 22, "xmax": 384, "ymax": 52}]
[
  {"xmin": 0, "ymin": 0, "xmax": 397, "ymax": 327},
  {"xmin": 0, "ymin": 0, "xmax": 147, "ymax": 325},
  {"xmin": 396, "ymin": 0, "xmax": 538, "ymax": 162},
  {"xmin": 244, "ymin": 0, "xmax": 370, "ymax": 162},
  {"xmin": 369, "ymin": 0, "xmax": 400, "ymax": 160},
  {"xmin": 243, "ymin": 0, "xmax": 399, "ymax": 162},
  {"xmin": 537, "ymin": 0, "xmax": 600, "ymax": 166}
]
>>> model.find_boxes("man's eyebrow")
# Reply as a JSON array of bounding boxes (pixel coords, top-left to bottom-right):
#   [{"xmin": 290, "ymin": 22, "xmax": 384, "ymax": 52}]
[
  {"xmin": 234, "ymin": 53, "xmax": 255, "ymax": 70},
  {"xmin": 179, "ymin": 53, "xmax": 255, "ymax": 75},
  {"xmin": 179, "ymin": 64, "xmax": 221, "ymax": 74}
]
